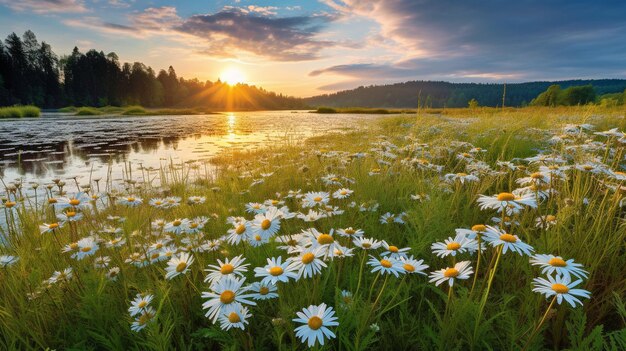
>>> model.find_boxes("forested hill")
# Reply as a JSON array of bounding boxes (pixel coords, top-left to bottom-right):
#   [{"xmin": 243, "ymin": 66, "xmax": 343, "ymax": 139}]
[
  {"xmin": 305, "ymin": 79, "xmax": 626, "ymax": 108},
  {"xmin": 0, "ymin": 30, "xmax": 306, "ymax": 110}
]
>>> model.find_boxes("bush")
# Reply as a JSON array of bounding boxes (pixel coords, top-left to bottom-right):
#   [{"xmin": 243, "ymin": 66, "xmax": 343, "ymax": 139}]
[
  {"xmin": 0, "ymin": 105, "xmax": 41, "ymax": 118},
  {"xmin": 75, "ymin": 107, "xmax": 103, "ymax": 116},
  {"xmin": 122, "ymin": 106, "xmax": 148, "ymax": 115}
]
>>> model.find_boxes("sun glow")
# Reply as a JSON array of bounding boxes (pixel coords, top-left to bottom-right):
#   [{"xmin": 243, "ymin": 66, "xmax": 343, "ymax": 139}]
[{"xmin": 220, "ymin": 68, "xmax": 246, "ymax": 85}]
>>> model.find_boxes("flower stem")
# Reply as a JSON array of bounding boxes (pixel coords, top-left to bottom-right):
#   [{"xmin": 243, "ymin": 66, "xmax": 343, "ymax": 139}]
[{"xmin": 522, "ymin": 296, "xmax": 556, "ymax": 351}]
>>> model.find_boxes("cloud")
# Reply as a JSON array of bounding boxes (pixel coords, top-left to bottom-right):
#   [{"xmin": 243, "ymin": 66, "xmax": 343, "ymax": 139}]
[
  {"xmin": 0, "ymin": 0, "xmax": 88, "ymax": 13},
  {"xmin": 175, "ymin": 8, "xmax": 338, "ymax": 61},
  {"xmin": 315, "ymin": 0, "xmax": 626, "ymax": 82}
]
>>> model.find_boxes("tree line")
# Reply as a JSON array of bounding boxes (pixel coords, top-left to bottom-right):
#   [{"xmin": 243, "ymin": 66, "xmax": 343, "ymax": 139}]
[
  {"xmin": 0, "ymin": 30, "xmax": 306, "ymax": 110},
  {"xmin": 305, "ymin": 80, "xmax": 626, "ymax": 108}
]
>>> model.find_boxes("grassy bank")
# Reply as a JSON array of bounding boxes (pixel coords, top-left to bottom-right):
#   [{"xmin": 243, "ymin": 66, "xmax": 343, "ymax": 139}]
[
  {"xmin": 1, "ymin": 106, "xmax": 625, "ymax": 350},
  {"xmin": 0, "ymin": 105, "xmax": 41, "ymax": 118},
  {"xmin": 59, "ymin": 105, "xmax": 215, "ymax": 116},
  {"xmin": 314, "ymin": 106, "xmax": 416, "ymax": 114}
]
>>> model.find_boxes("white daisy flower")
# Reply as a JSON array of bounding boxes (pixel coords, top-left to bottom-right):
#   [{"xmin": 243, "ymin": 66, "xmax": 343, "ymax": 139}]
[
  {"xmin": 353, "ymin": 237, "xmax": 382, "ymax": 251},
  {"xmin": 532, "ymin": 274, "xmax": 591, "ymax": 307},
  {"xmin": 332, "ymin": 188, "xmax": 353, "ymax": 199},
  {"xmin": 251, "ymin": 206, "xmax": 282, "ymax": 239},
  {"xmin": 202, "ymin": 276, "xmax": 256, "ymax": 323},
  {"xmin": 429, "ymin": 261, "xmax": 473, "ymax": 287},
  {"xmin": 0, "ymin": 255, "xmax": 19, "ymax": 268},
  {"xmin": 302, "ymin": 191, "xmax": 330, "ymax": 208},
  {"xmin": 164, "ymin": 252, "xmax": 194, "ymax": 280},
  {"xmin": 72, "ymin": 237, "xmax": 99, "ymax": 260},
  {"xmin": 336, "ymin": 227, "xmax": 364, "ymax": 238},
  {"xmin": 381, "ymin": 241, "xmax": 411, "ymax": 259},
  {"xmin": 131, "ymin": 307, "xmax": 156, "ymax": 332},
  {"xmin": 529, "ymin": 254, "xmax": 588, "ymax": 280},
  {"xmin": 399, "ymin": 256, "xmax": 429, "ymax": 275},
  {"xmin": 247, "ymin": 282, "xmax": 279, "ymax": 300},
  {"xmin": 129, "ymin": 293, "xmax": 154, "ymax": 317},
  {"xmin": 367, "ymin": 255, "xmax": 404, "ymax": 277},
  {"xmin": 117, "ymin": 196, "xmax": 143, "ymax": 207},
  {"xmin": 477, "ymin": 192, "xmax": 537, "ymax": 213},
  {"xmin": 431, "ymin": 233, "xmax": 477, "ymax": 258},
  {"xmin": 254, "ymin": 256, "xmax": 298, "ymax": 285},
  {"xmin": 292, "ymin": 303, "xmax": 339, "ymax": 347},
  {"xmin": 204, "ymin": 255, "xmax": 249, "ymax": 284},
  {"xmin": 482, "ymin": 226, "xmax": 534, "ymax": 256},
  {"xmin": 219, "ymin": 305, "xmax": 251, "ymax": 331},
  {"xmin": 287, "ymin": 247, "xmax": 327, "ymax": 280}
]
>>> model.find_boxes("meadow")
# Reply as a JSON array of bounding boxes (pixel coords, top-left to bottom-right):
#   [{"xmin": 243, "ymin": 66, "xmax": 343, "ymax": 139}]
[{"xmin": 1, "ymin": 106, "xmax": 625, "ymax": 350}]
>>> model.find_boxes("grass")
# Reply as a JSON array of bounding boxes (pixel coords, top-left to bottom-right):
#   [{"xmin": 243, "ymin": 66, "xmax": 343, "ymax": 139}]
[
  {"xmin": 58, "ymin": 105, "xmax": 213, "ymax": 116},
  {"xmin": 0, "ymin": 105, "xmax": 41, "ymax": 118},
  {"xmin": 1, "ymin": 106, "xmax": 625, "ymax": 350},
  {"xmin": 314, "ymin": 107, "xmax": 415, "ymax": 114}
]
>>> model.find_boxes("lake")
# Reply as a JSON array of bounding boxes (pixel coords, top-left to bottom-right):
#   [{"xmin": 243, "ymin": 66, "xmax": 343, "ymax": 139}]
[{"xmin": 0, "ymin": 111, "xmax": 376, "ymax": 195}]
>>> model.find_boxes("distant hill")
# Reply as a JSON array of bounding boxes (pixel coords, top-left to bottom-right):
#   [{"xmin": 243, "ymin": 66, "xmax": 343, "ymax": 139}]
[{"xmin": 305, "ymin": 79, "xmax": 626, "ymax": 108}]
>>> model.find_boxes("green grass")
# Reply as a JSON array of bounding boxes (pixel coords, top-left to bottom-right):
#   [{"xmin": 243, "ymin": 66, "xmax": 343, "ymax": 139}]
[
  {"xmin": 314, "ymin": 107, "xmax": 415, "ymax": 114},
  {"xmin": 1, "ymin": 106, "xmax": 625, "ymax": 350},
  {"xmin": 75, "ymin": 107, "xmax": 104, "ymax": 115},
  {"xmin": 60, "ymin": 105, "xmax": 209, "ymax": 116},
  {"xmin": 0, "ymin": 105, "xmax": 40, "ymax": 118}
]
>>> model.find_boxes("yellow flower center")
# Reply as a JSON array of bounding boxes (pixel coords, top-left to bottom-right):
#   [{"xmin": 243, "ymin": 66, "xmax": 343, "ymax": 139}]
[
  {"xmin": 403, "ymin": 263, "xmax": 415, "ymax": 272},
  {"xmin": 173, "ymin": 220, "xmax": 181, "ymax": 226},
  {"xmin": 344, "ymin": 228, "xmax": 355, "ymax": 235},
  {"xmin": 462, "ymin": 153, "xmax": 471, "ymax": 157},
  {"xmin": 138, "ymin": 301, "xmax": 147, "ymax": 308},
  {"xmin": 362, "ymin": 243, "xmax": 371, "ymax": 249},
  {"xmin": 254, "ymin": 235, "xmax": 261, "ymax": 241},
  {"xmin": 235, "ymin": 225, "xmax": 246, "ymax": 235},
  {"xmin": 151, "ymin": 253, "xmax": 159, "ymax": 260},
  {"xmin": 331, "ymin": 177, "xmax": 339, "ymax": 182},
  {"xmin": 69, "ymin": 199, "xmax": 80, "ymax": 206},
  {"xmin": 49, "ymin": 223, "xmax": 59, "ymax": 229},
  {"xmin": 259, "ymin": 287, "xmax": 269, "ymax": 295},
  {"xmin": 340, "ymin": 190, "xmax": 348, "ymax": 195},
  {"xmin": 127, "ymin": 197, "xmax": 135, "ymax": 202},
  {"xmin": 48, "ymin": 198, "xmax": 57, "ymax": 204},
  {"xmin": 5, "ymin": 201, "xmax": 16, "ymax": 208},
  {"xmin": 530, "ymin": 172, "xmax": 543, "ymax": 179},
  {"xmin": 189, "ymin": 223, "xmax": 198, "ymax": 229},
  {"xmin": 301, "ymin": 253, "xmax": 315, "ymax": 264},
  {"xmin": 269, "ymin": 266, "xmax": 283, "ymax": 276},
  {"xmin": 499, "ymin": 234, "xmax": 517, "ymax": 243},
  {"xmin": 471, "ymin": 224, "xmax": 486, "ymax": 232},
  {"xmin": 261, "ymin": 219, "xmax": 271, "ymax": 230},
  {"xmin": 67, "ymin": 211, "xmax": 76, "ymax": 217},
  {"xmin": 380, "ymin": 259, "xmax": 393, "ymax": 268},
  {"xmin": 444, "ymin": 268, "xmax": 459, "ymax": 278},
  {"xmin": 446, "ymin": 242, "xmax": 461, "ymax": 250},
  {"xmin": 154, "ymin": 201, "xmax": 162, "ymax": 205},
  {"xmin": 317, "ymin": 234, "xmax": 334, "ymax": 245},
  {"xmin": 308, "ymin": 316, "xmax": 323, "ymax": 330},
  {"xmin": 457, "ymin": 172, "xmax": 468, "ymax": 177},
  {"xmin": 220, "ymin": 264, "xmax": 234, "ymax": 274},
  {"xmin": 545, "ymin": 215, "xmax": 556, "ymax": 222},
  {"xmin": 271, "ymin": 200, "xmax": 279, "ymax": 205},
  {"xmin": 69, "ymin": 243, "xmax": 78, "ymax": 250},
  {"xmin": 548, "ymin": 257, "xmax": 567, "ymax": 267},
  {"xmin": 80, "ymin": 246, "xmax": 92, "ymax": 252},
  {"xmin": 228, "ymin": 312, "xmax": 240, "ymax": 323},
  {"xmin": 583, "ymin": 165, "xmax": 593, "ymax": 171},
  {"xmin": 388, "ymin": 245, "xmax": 399, "ymax": 253},
  {"xmin": 220, "ymin": 290, "xmax": 235, "ymax": 304},
  {"xmin": 496, "ymin": 192, "xmax": 516, "ymax": 201},
  {"xmin": 176, "ymin": 262, "xmax": 187, "ymax": 272},
  {"xmin": 551, "ymin": 283, "xmax": 569, "ymax": 294},
  {"xmin": 313, "ymin": 196, "xmax": 323, "ymax": 202}
]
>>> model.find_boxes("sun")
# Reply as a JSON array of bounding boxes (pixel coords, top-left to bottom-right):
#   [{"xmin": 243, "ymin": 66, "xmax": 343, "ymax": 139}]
[{"xmin": 220, "ymin": 68, "xmax": 246, "ymax": 85}]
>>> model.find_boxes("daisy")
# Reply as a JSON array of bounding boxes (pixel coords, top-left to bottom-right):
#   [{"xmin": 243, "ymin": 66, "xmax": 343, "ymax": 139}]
[
  {"xmin": 254, "ymin": 257, "xmax": 298, "ymax": 285},
  {"xmin": 131, "ymin": 306, "xmax": 156, "ymax": 332},
  {"xmin": 165, "ymin": 252, "xmax": 194, "ymax": 280},
  {"xmin": 225, "ymin": 220, "xmax": 250, "ymax": 245},
  {"xmin": 48, "ymin": 267, "xmax": 73, "ymax": 284},
  {"xmin": 444, "ymin": 172, "xmax": 479, "ymax": 184},
  {"xmin": 55, "ymin": 193, "xmax": 91, "ymax": 210},
  {"xmin": 164, "ymin": 219, "xmax": 186, "ymax": 235},
  {"xmin": 93, "ymin": 256, "xmax": 111, "ymax": 269},
  {"xmin": 293, "ymin": 303, "xmax": 339, "ymax": 347},
  {"xmin": 57, "ymin": 211, "xmax": 84, "ymax": 223},
  {"xmin": 529, "ymin": 254, "xmax": 588, "ymax": 280},
  {"xmin": 431, "ymin": 234, "xmax": 477, "ymax": 258},
  {"xmin": 275, "ymin": 234, "xmax": 306, "ymax": 254},
  {"xmin": 353, "ymin": 237, "xmax": 382, "ymax": 251},
  {"xmin": 129, "ymin": 293, "xmax": 154, "ymax": 317},
  {"xmin": 304, "ymin": 228, "xmax": 343, "ymax": 260},
  {"xmin": 117, "ymin": 196, "xmax": 143, "ymax": 207},
  {"xmin": 399, "ymin": 256, "xmax": 429, "ymax": 275},
  {"xmin": 332, "ymin": 188, "xmax": 353, "ymax": 199},
  {"xmin": 163, "ymin": 196, "xmax": 181, "ymax": 208},
  {"xmin": 535, "ymin": 215, "xmax": 557, "ymax": 229},
  {"xmin": 106, "ymin": 267, "xmax": 120, "ymax": 281},
  {"xmin": 0, "ymin": 255, "xmax": 18, "ymax": 268},
  {"xmin": 429, "ymin": 261, "xmax": 473, "ymax": 287},
  {"xmin": 219, "ymin": 305, "xmax": 251, "ymax": 331},
  {"xmin": 367, "ymin": 255, "xmax": 404, "ymax": 277},
  {"xmin": 302, "ymin": 191, "xmax": 330, "ymax": 208},
  {"xmin": 204, "ymin": 255, "xmax": 249, "ymax": 284},
  {"xmin": 247, "ymin": 282, "xmax": 279, "ymax": 300},
  {"xmin": 287, "ymin": 248, "xmax": 327, "ymax": 279},
  {"xmin": 72, "ymin": 237, "xmax": 99, "ymax": 260},
  {"xmin": 477, "ymin": 192, "xmax": 537, "ymax": 213},
  {"xmin": 483, "ymin": 226, "xmax": 534, "ymax": 256},
  {"xmin": 245, "ymin": 202, "xmax": 266, "ymax": 214},
  {"xmin": 380, "ymin": 241, "xmax": 411, "ymax": 259},
  {"xmin": 39, "ymin": 222, "xmax": 63, "ymax": 235},
  {"xmin": 251, "ymin": 206, "xmax": 282, "ymax": 239},
  {"xmin": 532, "ymin": 274, "xmax": 591, "ymax": 307},
  {"xmin": 336, "ymin": 227, "xmax": 364, "ymax": 238},
  {"xmin": 187, "ymin": 196, "xmax": 206, "ymax": 205},
  {"xmin": 202, "ymin": 276, "xmax": 256, "ymax": 323}
]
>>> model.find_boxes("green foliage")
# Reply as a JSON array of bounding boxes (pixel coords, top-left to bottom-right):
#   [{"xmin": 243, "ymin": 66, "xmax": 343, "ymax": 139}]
[
  {"xmin": 75, "ymin": 107, "xmax": 103, "ymax": 115},
  {"xmin": 531, "ymin": 85, "xmax": 597, "ymax": 106},
  {"xmin": 468, "ymin": 98, "xmax": 479, "ymax": 108},
  {"xmin": 0, "ymin": 105, "xmax": 40, "ymax": 118}
]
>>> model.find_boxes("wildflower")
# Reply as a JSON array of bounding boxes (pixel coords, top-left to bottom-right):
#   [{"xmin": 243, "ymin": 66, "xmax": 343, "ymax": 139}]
[
  {"xmin": 204, "ymin": 255, "xmax": 249, "ymax": 284},
  {"xmin": 339, "ymin": 290, "xmax": 353, "ymax": 308},
  {"xmin": 305, "ymin": 228, "xmax": 344, "ymax": 260},
  {"xmin": 477, "ymin": 192, "xmax": 537, "ymax": 213},
  {"xmin": 39, "ymin": 222, "xmax": 63, "ymax": 235},
  {"xmin": 164, "ymin": 218, "xmax": 186, "ymax": 235},
  {"xmin": 247, "ymin": 282, "xmax": 279, "ymax": 300},
  {"xmin": 332, "ymin": 188, "xmax": 353, "ymax": 199},
  {"xmin": 219, "ymin": 305, "xmax": 251, "ymax": 331},
  {"xmin": 297, "ymin": 209, "xmax": 327, "ymax": 222},
  {"xmin": 530, "ymin": 254, "xmax": 588, "ymax": 280},
  {"xmin": 187, "ymin": 196, "xmax": 206, "ymax": 205},
  {"xmin": 410, "ymin": 193, "xmax": 430, "ymax": 202},
  {"xmin": 400, "ymin": 256, "xmax": 429, "ymax": 275},
  {"xmin": 165, "ymin": 252, "xmax": 194, "ymax": 280},
  {"xmin": 483, "ymin": 226, "xmax": 534, "ymax": 256},
  {"xmin": 57, "ymin": 211, "xmax": 84, "ymax": 223},
  {"xmin": 431, "ymin": 234, "xmax": 477, "ymax": 258},
  {"xmin": 129, "ymin": 294, "xmax": 154, "ymax": 317},
  {"xmin": 106, "ymin": 236, "xmax": 126, "ymax": 248},
  {"xmin": 131, "ymin": 307, "xmax": 156, "ymax": 332},
  {"xmin": 94, "ymin": 256, "xmax": 111, "ymax": 269},
  {"xmin": 381, "ymin": 241, "xmax": 411, "ymax": 259},
  {"xmin": 276, "ymin": 234, "xmax": 306, "ymax": 254},
  {"xmin": 55, "ymin": 193, "xmax": 91, "ymax": 210},
  {"xmin": 429, "ymin": 261, "xmax": 473, "ymax": 287},
  {"xmin": 287, "ymin": 248, "xmax": 327, "ymax": 279},
  {"xmin": 380, "ymin": 212, "xmax": 406, "ymax": 224},
  {"xmin": 118, "ymin": 196, "xmax": 143, "ymax": 207},
  {"xmin": 49, "ymin": 267, "xmax": 73, "ymax": 284},
  {"xmin": 251, "ymin": 206, "xmax": 282, "ymax": 239},
  {"xmin": 336, "ymin": 227, "xmax": 364, "ymax": 238},
  {"xmin": 72, "ymin": 237, "xmax": 99, "ymax": 260},
  {"xmin": 532, "ymin": 274, "xmax": 591, "ymax": 307},
  {"xmin": 163, "ymin": 196, "xmax": 181, "ymax": 208},
  {"xmin": 444, "ymin": 172, "xmax": 479, "ymax": 184},
  {"xmin": 367, "ymin": 255, "xmax": 404, "ymax": 277},
  {"xmin": 202, "ymin": 276, "xmax": 256, "ymax": 323},
  {"xmin": 302, "ymin": 191, "xmax": 330, "ymax": 208},
  {"xmin": 353, "ymin": 237, "xmax": 382, "ymax": 251},
  {"xmin": 293, "ymin": 303, "xmax": 339, "ymax": 347},
  {"xmin": 535, "ymin": 215, "xmax": 557, "ymax": 229},
  {"xmin": 455, "ymin": 224, "xmax": 487, "ymax": 240},
  {"xmin": 106, "ymin": 267, "xmax": 120, "ymax": 281},
  {"xmin": 0, "ymin": 255, "xmax": 18, "ymax": 268},
  {"xmin": 245, "ymin": 202, "xmax": 266, "ymax": 214},
  {"xmin": 254, "ymin": 257, "xmax": 298, "ymax": 285}
]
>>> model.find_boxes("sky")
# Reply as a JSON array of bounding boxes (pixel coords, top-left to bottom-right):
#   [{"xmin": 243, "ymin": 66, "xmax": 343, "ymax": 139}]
[{"xmin": 1, "ymin": 0, "xmax": 625, "ymax": 97}]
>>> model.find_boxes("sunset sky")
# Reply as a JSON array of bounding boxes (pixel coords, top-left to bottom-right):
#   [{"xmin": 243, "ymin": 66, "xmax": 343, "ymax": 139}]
[{"xmin": 1, "ymin": 0, "xmax": 625, "ymax": 97}]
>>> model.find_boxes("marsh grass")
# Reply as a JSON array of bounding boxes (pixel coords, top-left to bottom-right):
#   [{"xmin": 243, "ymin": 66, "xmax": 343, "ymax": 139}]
[
  {"xmin": 0, "ymin": 105, "xmax": 40, "ymax": 118},
  {"xmin": 0, "ymin": 106, "xmax": 625, "ymax": 350}
]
